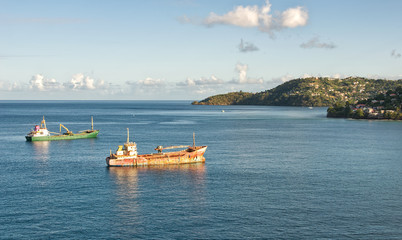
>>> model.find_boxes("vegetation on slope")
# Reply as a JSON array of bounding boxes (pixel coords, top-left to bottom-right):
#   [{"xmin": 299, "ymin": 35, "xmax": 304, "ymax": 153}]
[
  {"xmin": 191, "ymin": 91, "xmax": 253, "ymax": 105},
  {"xmin": 192, "ymin": 77, "xmax": 402, "ymax": 107},
  {"xmin": 327, "ymin": 86, "xmax": 402, "ymax": 120}
]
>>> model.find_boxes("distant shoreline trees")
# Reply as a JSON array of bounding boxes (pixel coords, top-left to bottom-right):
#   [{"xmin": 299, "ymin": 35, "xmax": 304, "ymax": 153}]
[{"xmin": 193, "ymin": 77, "xmax": 402, "ymax": 109}]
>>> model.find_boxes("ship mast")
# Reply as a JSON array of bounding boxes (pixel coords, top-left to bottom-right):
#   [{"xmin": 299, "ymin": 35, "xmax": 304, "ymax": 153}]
[
  {"xmin": 127, "ymin": 128, "xmax": 129, "ymax": 143},
  {"xmin": 41, "ymin": 116, "xmax": 47, "ymax": 129},
  {"xmin": 193, "ymin": 132, "xmax": 195, "ymax": 147},
  {"xmin": 91, "ymin": 116, "xmax": 93, "ymax": 131}
]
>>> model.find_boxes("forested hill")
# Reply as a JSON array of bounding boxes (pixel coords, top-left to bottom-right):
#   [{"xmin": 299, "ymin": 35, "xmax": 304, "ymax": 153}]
[{"xmin": 192, "ymin": 77, "xmax": 402, "ymax": 107}]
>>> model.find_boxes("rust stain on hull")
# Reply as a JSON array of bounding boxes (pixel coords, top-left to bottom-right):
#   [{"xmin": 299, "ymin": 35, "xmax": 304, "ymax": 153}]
[
  {"xmin": 106, "ymin": 129, "xmax": 207, "ymax": 167},
  {"xmin": 106, "ymin": 146, "xmax": 207, "ymax": 167}
]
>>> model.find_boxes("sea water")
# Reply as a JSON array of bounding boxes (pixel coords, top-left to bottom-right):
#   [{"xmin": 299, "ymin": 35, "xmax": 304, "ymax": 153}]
[{"xmin": 0, "ymin": 101, "xmax": 401, "ymax": 239}]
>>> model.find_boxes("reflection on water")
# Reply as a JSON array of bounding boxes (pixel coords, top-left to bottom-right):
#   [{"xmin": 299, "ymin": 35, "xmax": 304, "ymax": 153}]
[
  {"xmin": 31, "ymin": 141, "xmax": 50, "ymax": 161},
  {"xmin": 107, "ymin": 163, "xmax": 207, "ymax": 227},
  {"xmin": 108, "ymin": 163, "xmax": 206, "ymax": 187},
  {"xmin": 108, "ymin": 167, "xmax": 139, "ymax": 193},
  {"xmin": 107, "ymin": 166, "xmax": 141, "ymax": 225},
  {"xmin": 139, "ymin": 163, "xmax": 207, "ymax": 191}
]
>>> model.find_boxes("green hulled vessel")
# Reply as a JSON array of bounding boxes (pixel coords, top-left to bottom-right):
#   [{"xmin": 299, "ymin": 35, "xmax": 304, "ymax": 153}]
[{"xmin": 25, "ymin": 116, "xmax": 99, "ymax": 142}]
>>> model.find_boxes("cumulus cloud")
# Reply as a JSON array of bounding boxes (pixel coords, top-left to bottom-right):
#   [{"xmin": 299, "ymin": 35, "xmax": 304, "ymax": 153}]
[
  {"xmin": 2, "ymin": 73, "xmax": 118, "ymax": 96},
  {"xmin": 29, "ymin": 74, "xmax": 63, "ymax": 91},
  {"xmin": 177, "ymin": 75, "xmax": 223, "ymax": 86},
  {"xmin": 196, "ymin": 0, "xmax": 308, "ymax": 36},
  {"xmin": 300, "ymin": 37, "xmax": 336, "ymax": 49},
  {"xmin": 204, "ymin": 4, "xmax": 260, "ymax": 27},
  {"xmin": 231, "ymin": 63, "xmax": 263, "ymax": 84},
  {"xmin": 238, "ymin": 39, "xmax": 259, "ymax": 52},
  {"xmin": 64, "ymin": 73, "xmax": 105, "ymax": 90},
  {"xmin": 391, "ymin": 49, "xmax": 401, "ymax": 58},
  {"xmin": 280, "ymin": 6, "xmax": 308, "ymax": 28}
]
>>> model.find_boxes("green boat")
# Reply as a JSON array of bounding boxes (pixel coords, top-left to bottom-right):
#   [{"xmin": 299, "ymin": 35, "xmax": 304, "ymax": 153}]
[{"xmin": 25, "ymin": 116, "xmax": 99, "ymax": 142}]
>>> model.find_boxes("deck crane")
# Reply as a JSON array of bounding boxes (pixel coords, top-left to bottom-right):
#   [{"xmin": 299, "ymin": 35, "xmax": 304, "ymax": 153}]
[
  {"xmin": 154, "ymin": 132, "xmax": 197, "ymax": 153},
  {"xmin": 154, "ymin": 145, "xmax": 191, "ymax": 153},
  {"xmin": 60, "ymin": 124, "xmax": 73, "ymax": 135}
]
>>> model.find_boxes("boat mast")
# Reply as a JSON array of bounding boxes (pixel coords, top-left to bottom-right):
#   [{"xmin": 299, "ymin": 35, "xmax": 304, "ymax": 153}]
[
  {"xmin": 41, "ymin": 116, "xmax": 47, "ymax": 129},
  {"xmin": 127, "ymin": 128, "xmax": 129, "ymax": 143},
  {"xmin": 91, "ymin": 116, "xmax": 93, "ymax": 131},
  {"xmin": 193, "ymin": 132, "xmax": 195, "ymax": 147}
]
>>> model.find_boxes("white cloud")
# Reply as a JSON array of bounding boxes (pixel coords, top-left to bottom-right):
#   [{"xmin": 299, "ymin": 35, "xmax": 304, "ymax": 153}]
[
  {"xmin": 300, "ymin": 73, "xmax": 347, "ymax": 79},
  {"xmin": 1, "ymin": 73, "xmax": 120, "ymax": 98},
  {"xmin": 271, "ymin": 74, "xmax": 294, "ymax": 84},
  {"xmin": 137, "ymin": 77, "xmax": 165, "ymax": 87},
  {"xmin": 232, "ymin": 63, "xmax": 263, "ymax": 84},
  {"xmin": 300, "ymin": 37, "xmax": 336, "ymax": 49},
  {"xmin": 197, "ymin": 0, "xmax": 308, "ymax": 35},
  {"xmin": 65, "ymin": 73, "xmax": 106, "ymax": 90},
  {"xmin": 174, "ymin": 64, "xmax": 265, "ymax": 98},
  {"xmin": 0, "ymin": 80, "xmax": 24, "ymax": 91},
  {"xmin": 331, "ymin": 73, "xmax": 344, "ymax": 79},
  {"xmin": 126, "ymin": 77, "xmax": 166, "ymax": 91},
  {"xmin": 177, "ymin": 64, "xmax": 263, "ymax": 87},
  {"xmin": 177, "ymin": 75, "xmax": 223, "ymax": 86},
  {"xmin": 125, "ymin": 77, "xmax": 170, "ymax": 99},
  {"xmin": 29, "ymin": 74, "xmax": 63, "ymax": 91},
  {"xmin": 301, "ymin": 73, "xmax": 313, "ymax": 79},
  {"xmin": 180, "ymin": 78, "xmax": 196, "ymax": 86},
  {"xmin": 238, "ymin": 39, "xmax": 259, "ymax": 52},
  {"xmin": 280, "ymin": 7, "xmax": 308, "ymax": 28},
  {"xmin": 204, "ymin": 4, "xmax": 260, "ymax": 27}
]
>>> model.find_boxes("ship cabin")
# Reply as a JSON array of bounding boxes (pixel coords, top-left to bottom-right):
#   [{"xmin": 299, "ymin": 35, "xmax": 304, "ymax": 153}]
[
  {"xmin": 29, "ymin": 126, "xmax": 50, "ymax": 137},
  {"xmin": 115, "ymin": 142, "xmax": 137, "ymax": 157},
  {"xmin": 27, "ymin": 116, "xmax": 50, "ymax": 137},
  {"xmin": 28, "ymin": 120, "xmax": 50, "ymax": 137}
]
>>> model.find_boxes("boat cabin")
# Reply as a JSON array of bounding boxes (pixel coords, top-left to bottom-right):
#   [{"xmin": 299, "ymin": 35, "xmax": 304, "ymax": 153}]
[{"xmin": 115, "ymin": 142, "xmax": 137, "ymax": 157}]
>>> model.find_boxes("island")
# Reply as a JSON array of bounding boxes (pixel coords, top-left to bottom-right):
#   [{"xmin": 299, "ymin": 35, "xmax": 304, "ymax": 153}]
[
  {"xmin": 192, "ymin": 77, "xmax": 402, "ymax": 107},
  {"xmin": 192, "ymin": 77, "xmax": 402, "ymax": 120}
]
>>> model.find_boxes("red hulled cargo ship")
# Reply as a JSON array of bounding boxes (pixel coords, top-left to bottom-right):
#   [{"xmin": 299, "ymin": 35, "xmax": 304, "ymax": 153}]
[{"xmin": 106, "ymin": 129, "xmax": 207, "ymax": 167}]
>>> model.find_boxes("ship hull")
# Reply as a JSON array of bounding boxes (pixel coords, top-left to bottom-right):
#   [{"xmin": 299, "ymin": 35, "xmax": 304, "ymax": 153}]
[
  {"xmin": 26, "ymin": 130, "xmax": 99, "ymax": 142},
  {"xmin": 106, "ymin": 146, "xmax": 207, "ymax": 167}
]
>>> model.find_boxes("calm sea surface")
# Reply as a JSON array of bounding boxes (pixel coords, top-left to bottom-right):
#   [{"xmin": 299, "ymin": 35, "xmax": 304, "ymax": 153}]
[{"xmin": 0, "ymin": 101, "xmax": 401, "ymax": 239}]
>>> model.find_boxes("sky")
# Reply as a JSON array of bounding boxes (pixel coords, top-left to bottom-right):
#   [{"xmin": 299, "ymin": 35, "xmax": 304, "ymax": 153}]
[{"xmin": 1, "ymin": 0, "xmax": 402, "ymax": 100}]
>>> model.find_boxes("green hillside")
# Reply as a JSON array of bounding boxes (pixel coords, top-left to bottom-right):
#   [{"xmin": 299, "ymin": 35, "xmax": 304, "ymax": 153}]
[
  {"xmin": 191, "ymin": 91, "xmax": 253, "ymax": 105},
  {"xmin": 192, "ymin": 77, "xmax": 402, "ymax": 107}
]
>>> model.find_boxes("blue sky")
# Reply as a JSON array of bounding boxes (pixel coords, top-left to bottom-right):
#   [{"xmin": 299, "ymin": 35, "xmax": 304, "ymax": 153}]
[{"xmin": 1, "ymin": 0, "xmax": 401, "ymax": 100}]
